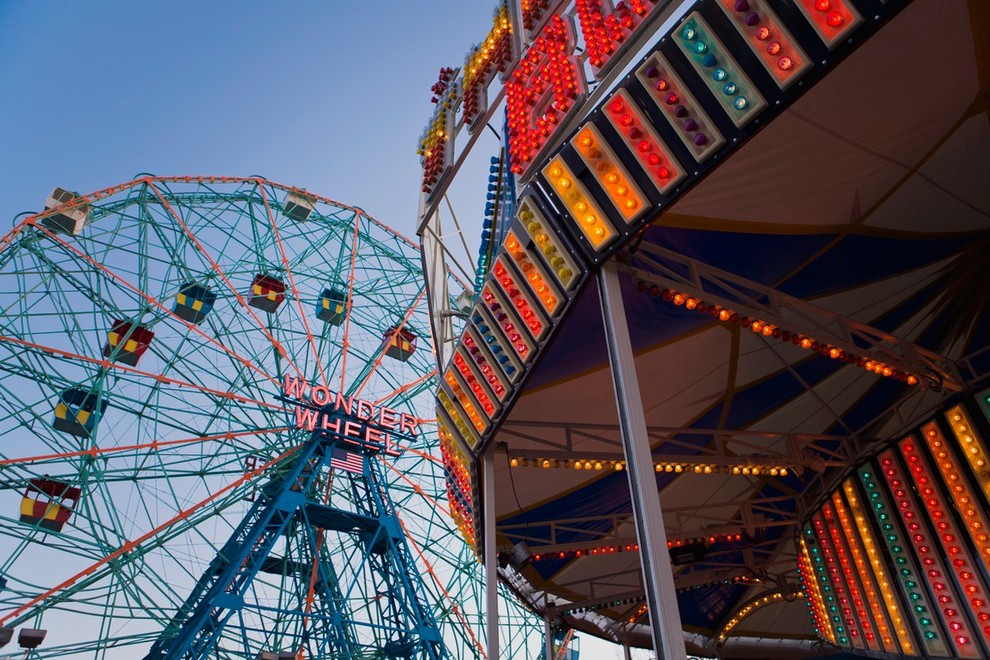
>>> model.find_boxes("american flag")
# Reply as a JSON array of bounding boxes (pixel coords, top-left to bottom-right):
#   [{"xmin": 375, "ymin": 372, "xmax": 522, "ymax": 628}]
[{"xmin": 330, "ymin": 445, "xmax": 364, "ymax": 474}]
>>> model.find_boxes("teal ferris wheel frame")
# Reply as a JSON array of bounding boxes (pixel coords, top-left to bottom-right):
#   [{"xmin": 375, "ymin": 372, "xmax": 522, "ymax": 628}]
[{"xmin": 0, "ymin": 176, "xmax": 539, "ymax": 658}]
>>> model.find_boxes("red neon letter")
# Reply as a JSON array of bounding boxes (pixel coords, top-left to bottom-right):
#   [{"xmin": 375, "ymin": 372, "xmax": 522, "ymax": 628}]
[
  {"xmin": 506, "ymin": 14, "xmax": 586, "ymax": 175},
  {"xmin": 575, "ymin": 0, "xmax": 658, "ymax": 73},
  {"xmin": 283, "ymin": 375, "xmax": 308, "ymax": 399}
]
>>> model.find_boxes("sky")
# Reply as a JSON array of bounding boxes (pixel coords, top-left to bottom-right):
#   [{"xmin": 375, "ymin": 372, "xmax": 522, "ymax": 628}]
[
  {"xmin": 0, "ymin": 1, "xmax": 497, "ymax": 243},
  {"xmin": 0, "ymin": 1, "xmax": 657, "ymax": 657}
]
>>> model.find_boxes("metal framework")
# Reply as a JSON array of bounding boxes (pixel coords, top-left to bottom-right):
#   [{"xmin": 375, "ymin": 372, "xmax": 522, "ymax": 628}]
[
  {"xmin": 625, "ymin": 244, "xmax": 967, "ymax": 392},
  {"xmin": 145, "ymin": 425, "xmax": 446, "ymax": 659},
  {"xmin": 0, "ymin": 177, "xmax": 540, "ymax": 658}
]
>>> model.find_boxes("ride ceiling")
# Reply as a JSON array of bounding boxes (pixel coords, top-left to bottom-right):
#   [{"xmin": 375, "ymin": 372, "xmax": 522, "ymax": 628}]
[{"xmin": 492, "ymin": 0, "xmax": 990, "ymax": 647}]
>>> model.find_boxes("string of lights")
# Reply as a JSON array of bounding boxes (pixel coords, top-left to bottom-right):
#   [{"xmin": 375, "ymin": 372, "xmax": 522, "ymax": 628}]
[
  {"xmin": 642, "ymin": 284, "xmax": 919, "ymax": 385},
  {"xmin": 508, "ymin": 456, "xmax": 794, "ymax": 476}
]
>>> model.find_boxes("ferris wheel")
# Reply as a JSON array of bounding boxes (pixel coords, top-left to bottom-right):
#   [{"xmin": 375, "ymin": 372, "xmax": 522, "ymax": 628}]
[{"xmin": 0, "ymin": 176, "xmax": 538, "ymax": 659}]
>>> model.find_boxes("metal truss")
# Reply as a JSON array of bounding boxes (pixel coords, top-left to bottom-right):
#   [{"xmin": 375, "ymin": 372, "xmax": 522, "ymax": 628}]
[
  {"xmin": 500, "ymin": 493, "xmax": 802, "ymax": 551},
  {"xmin": 624, "ymin": 243, "xmax": 968, "ymax": 392}
]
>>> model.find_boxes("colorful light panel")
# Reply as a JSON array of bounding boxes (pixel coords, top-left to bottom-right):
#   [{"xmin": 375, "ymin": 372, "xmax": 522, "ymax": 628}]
[
  {"xmin": 542, "ymin": 155, "xmax": 617, "ymax": 251},
  {"xmin": 442, "ymin": 369, "xmax": 490, "ymax": 435},
  {"xmin": 798, "ymin": 535, "xmax": 836, "ymax": 643},
  {"xmin": 604, "ymin": 89, "xmax": 686, "ymax": 193},
  {"xmin": 830, "ymin": 491, "xmax": 899, "ymax": 653},
  {"xmin": 718, "ymin": 0, "xmax": 811, "ymax": 89},
  {"xmin": 461, "ymin": 327, "xmax": 511, "ymax": 400},
  {"xmin": 438, "ymin": 415, "xmax": 478, "ymax": 547},
  {"xmin": 793, "ymin": 0, "xmax": 863, "ymax": 50},
  {"xmin": 635, "ymin": 53, "xmax": 726, "ymax": 162},
  {"xmin": 479, "ymin": 282, "xmax": 535, "ymax": 362},
  {"xmin": 571, "ymin": 123, "xmax": 648, "ymax": 224},
  {"xmin": 811, "ymin": 510, "xmax": 876, "ymax": 650},
  {"xmin": 921, "ymin": 421, "xmax": 990, "ymax": 580},
  {"xmin": 901, "ymin": 436, "xmax": 990, "ymax": 649},
  {"xmin": 858, "ymin": 464, "xmax": 949, "ymax": 656},
  {"xmin": 470, "ymin": 305, "xmax": 524, "ymax": 382},
  {"xmin": 503, "ymin": 230, "xmax": 563, "ymax": 318},
  {"xmin": 516, "ymin": 197, "xmax": 580, "ymax": 290},
  {"xmin": 841, "ymin": 479, "xmax": 917, "ymax": 655},
  {"xmin": 437, "ymin": 386, "xmax": 482, "ymax": 451},
  {"xmin": 803, "ymin": 524, "xmax": 849, "ymax": 645},
  {"xmin": 877, "ymin": 449, "xmax": 981, "ymax": 657},
  {"xmin": 491, "ymin": 255, "xmax": 550, "ymax": 342},
  {"xmin": 946, "ymin": 404, "xmax": 990, "ymax": 505},
  {"xmin": 453, "ymin": 346, "xmax": 501, "ymax": 418},
  {"xmin": 675, "ymin": 12, "xmax": 767, "ymax": 127}
]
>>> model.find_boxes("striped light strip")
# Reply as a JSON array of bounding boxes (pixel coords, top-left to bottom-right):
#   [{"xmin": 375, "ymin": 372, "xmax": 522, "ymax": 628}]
[{"xmin": 842, "ymin": 479, "xmax": 917, "ymax": 655}]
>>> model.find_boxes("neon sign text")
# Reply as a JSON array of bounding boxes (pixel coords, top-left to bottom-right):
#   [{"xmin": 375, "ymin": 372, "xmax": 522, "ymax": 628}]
[
  {"xmin": 283, "ymin": 375, "xmax": 418, "ymax": 455},
  {"xmin": 506, "ymin": 14, "xmax": 584, "ymax": 174}
]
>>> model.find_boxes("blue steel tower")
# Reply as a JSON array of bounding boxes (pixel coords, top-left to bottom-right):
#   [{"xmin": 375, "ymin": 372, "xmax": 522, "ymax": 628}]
[{"xmin": 144, "ymin": 398, "xmax": 449, "ymax": 660}]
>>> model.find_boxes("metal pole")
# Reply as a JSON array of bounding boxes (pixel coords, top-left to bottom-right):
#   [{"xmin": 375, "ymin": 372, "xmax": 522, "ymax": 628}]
[
  {"xmin": 484, "ymin": 449, "xmax": 499, "ymax": 660},
  {"xmin": 544, "ymin": 615, "xmax": 554, "ymax": 660},
  {"xmin": 623, "ymin": 638, "xmax": 633, "ymax": 660},
  {"xmin": 598, "ymin": 261, "xmax": 686, "ymax": 660}
]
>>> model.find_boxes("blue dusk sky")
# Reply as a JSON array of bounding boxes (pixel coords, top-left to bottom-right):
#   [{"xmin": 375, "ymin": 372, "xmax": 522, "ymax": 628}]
[{"xmin": 0, "ymin": 1, "xmax": 499, "ymax": 241}]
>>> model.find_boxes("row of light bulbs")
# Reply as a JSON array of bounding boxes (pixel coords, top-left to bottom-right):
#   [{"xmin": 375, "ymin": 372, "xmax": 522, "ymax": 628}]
[
  {"xmin": 644, "ymin": 285, "xmax": 920, "ymax": 385},
  {"xmin": 717, "ymin": 591, "xmax": 804, "ymax": 643},
  {"xmin": 528, "ymin": 532, "xmax": 747, "ymax": 563},
  {"xmin": 508, "ymin": 456, "xmax": 793, "ymax": 476}
]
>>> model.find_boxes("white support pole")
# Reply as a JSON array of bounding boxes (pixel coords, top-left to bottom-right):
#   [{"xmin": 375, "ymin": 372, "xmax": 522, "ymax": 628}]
[
  {"xmin": 598, "ymin": 261, "xmax": 686, "ymax": 660},
  {"xmin": 484, "ymin": 449, "xmax": 499, "ymax": 660}
]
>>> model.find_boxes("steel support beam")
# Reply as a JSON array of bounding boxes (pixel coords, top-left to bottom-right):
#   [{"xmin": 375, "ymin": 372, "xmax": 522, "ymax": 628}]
[
  {"xmin": 484, "ymin": 449, "xmax": 499, "ymax": 660},
  {"xmin": 598, "ymin": 260, "xmax": 686, "ymax": 660},
  {"xmin": 545, "ymin": 614, "xmax": 554, "ymax": 660}
]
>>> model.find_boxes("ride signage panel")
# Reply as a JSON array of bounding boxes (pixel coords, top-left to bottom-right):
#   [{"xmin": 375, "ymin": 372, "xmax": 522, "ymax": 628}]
[
  {"xmin": 282, "ymin": 375, "xmax": 417, "ymax": 456},
  {"xmin": 429, "ymin": 0, "xmax": 915, "ymax": 464}
]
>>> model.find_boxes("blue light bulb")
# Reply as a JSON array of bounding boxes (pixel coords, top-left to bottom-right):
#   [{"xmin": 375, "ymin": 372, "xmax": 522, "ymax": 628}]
[
  {"xmin": 681, "ymin": 27, "xmax": 696, "ymax": 40},
  {"xmin": 723, "ymin": 82, "xmax": 737, "ymax": 95},
  {"xmin": 713, "ymin": 67, "xmax": 727, "ymax": 81},
  {"xmin": 733, "ymin": 96, "xmax": 748, "ymax": 110},
  {"xmin": 693, "ymin": 41, "xmax": 708, "ymax": 54}
]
